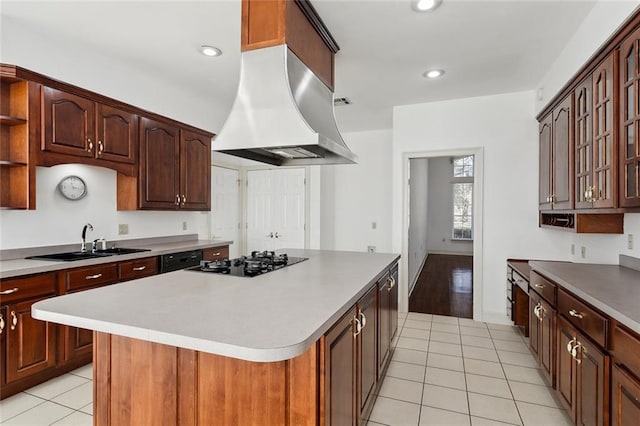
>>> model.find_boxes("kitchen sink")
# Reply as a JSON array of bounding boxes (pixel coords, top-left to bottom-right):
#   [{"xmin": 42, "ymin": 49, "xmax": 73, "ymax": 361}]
[
  {"xmin": 94, "ymin": 247, "xmax": 151, "ymax": 255},
  {"xmin": 26, "ymin": 248, "xmax": 151, "ymax": 261}
]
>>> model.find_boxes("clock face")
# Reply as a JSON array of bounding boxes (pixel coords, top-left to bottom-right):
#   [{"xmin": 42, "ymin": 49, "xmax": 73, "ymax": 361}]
[{"xmin": 58, "ymin": 175, "xmax": 87, "ymax": 201}]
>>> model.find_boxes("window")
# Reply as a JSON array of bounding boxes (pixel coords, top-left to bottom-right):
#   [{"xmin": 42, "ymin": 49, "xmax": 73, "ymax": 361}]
[{"xmin": 452, "ymin": 156, "xmax": 473, "ymax": 240}]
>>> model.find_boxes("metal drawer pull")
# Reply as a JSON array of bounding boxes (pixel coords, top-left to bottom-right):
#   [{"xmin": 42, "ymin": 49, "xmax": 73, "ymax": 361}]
[
  {"xmin": 352, "ymin": 316, "xmax": 362, "ymax": 338},
  {"xmin": 85, "ymin": 273, "xmax": 103, "ymax": 280},
  {"xmin": 133, "ymin": 266, "xmax": 147, "ymax": 271},
  {"xmin": 534, "ymin": 283, "xmax": 544, "ymax": 289},
  {"xmin": 10, "ymin": 311, "xmax": 17, "ymax": 330},
  {"xmin": 212, "ymin": 252, "xmax": 221, "ymax": 256},
  {"xmin": 0, "ymin": 287, "xmax": 19, "ymax": 295},
  {"xmin": 568, "ymin": 309, "xmax": 584, "ymax": 319},
  {"xmin": 0, "ymin": 313, "xmax": 4, "ymax": 334},
  {"xmin": 359, "ymin": 311, "xmax": 367, "ymax": 328}
]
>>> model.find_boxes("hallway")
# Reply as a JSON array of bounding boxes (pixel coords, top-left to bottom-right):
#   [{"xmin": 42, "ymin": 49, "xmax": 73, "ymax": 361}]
[{"xmin": 409, "ymin": 254, "xmax": 473, "ymax": 318}]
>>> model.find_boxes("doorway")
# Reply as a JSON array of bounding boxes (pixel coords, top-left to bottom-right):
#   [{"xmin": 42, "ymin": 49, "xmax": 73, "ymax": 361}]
[
  {"xmin": 401, "ymin": 149, "xmax": 483, "ymax": 321},
  {"xmin": 210, "ymin": 166, "xmax": 241, "ymax": 258},
  {"xmin": 246, "ymin": 168, "xmax": 306, "ymax": 252}
]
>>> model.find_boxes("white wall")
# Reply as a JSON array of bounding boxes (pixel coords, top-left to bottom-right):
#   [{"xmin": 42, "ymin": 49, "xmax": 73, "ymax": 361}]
[
  {"xmin": 426, "ymin": 157, "xmax": 473, "ymax": 255},
  {"xmin": 0, "ymin": 165, "xmax": 209, "ymax": 249},
  {"xmin": 408, "ymin": 158, "xmax": 429, "ymax": 290},
  {"xmin": 393, "ymin": 91, "xmax": 572, "ymax": 321},
  {"xmin": 320, "ymin": 130, "xmax": 393, "ymax": 254}
]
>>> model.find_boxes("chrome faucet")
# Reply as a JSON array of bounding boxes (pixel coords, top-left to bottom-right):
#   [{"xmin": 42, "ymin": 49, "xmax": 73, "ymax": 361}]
[{"xmin": 81, "ymin": 223, "xmax": 94, "ymax": 252}]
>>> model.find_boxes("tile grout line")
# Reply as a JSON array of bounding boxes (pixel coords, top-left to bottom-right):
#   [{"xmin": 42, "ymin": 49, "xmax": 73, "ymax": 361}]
[
  {"xmin": 493, "ymin": 333, "xmax": 526, "ymax": 426},
  {"xmin": 0, "ymin": 395, "xmax": 49, "ymax": 423}
]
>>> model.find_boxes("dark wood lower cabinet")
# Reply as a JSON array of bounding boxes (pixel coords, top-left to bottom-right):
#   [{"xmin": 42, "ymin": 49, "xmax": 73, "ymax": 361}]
[
  {"xmin": 357, "ymin": 285, "xmax": 377, "ymax": 420},
  {"xmin": 389, "ymin": 265, "xmax": 398, "ymax": 340},
  {"xmin": 611, "ymin": 365, "xmax": 640, "ymax": 426},
  {"xmin": 557, "ymin": 317, "xmax": 578, "ymax": 423},
  {"xmin": 377, "ymin": 273, "xmax": 390, "ymax": 380},
  {"xmin": 529, "ymin": 290, "xmax": 555, "ymax": 386}
]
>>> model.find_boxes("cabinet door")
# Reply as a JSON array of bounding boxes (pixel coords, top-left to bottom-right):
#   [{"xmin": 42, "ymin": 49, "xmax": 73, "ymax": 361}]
[
  {"xmin": 575, "ymin": 76, "xmax": 593, "ymax": 209},
  {"xmin": 620, "ymin": 28, "xmax": 640, "ymax": 208},
  {"xmin": 577, "ymin": 333, "xmax": 609, "ymax": 426},
  {"xmin": 180, "ymin": 129, "xmax": 211, "ymax": 210},
  {"xmin": 556, "ymin": 316, "xmax": 578, "ymax": 422},
  {"xmin": 529, "ymin": 292, "xmax": 541, "ymax": 359},
  {"xmin": 324, "ymin": 307, "xmax": 357, "ymax": 426},
  {"xmin": 539, "ymin": 114, "xmax": 553, "ymax": 210},
  {"xmin": 539, "ymin": 298, "xmax": 556, "ymax": 386},
  {"xmin": 390, "ymin": 265, "xmax": 399, "ymax": 340},
  {"xmin": 357, "ymin": 285, "xmax": 377, "ymax": 420},
  {"xmin": 63, "ymin": 326, "xmax": 93, "ymax": 362},
  {"xmin": 5, "ymin": 298, "xmax": 56, "ymax": 383},
  {"xmin": 0, "ymin": 306, "xmax": 6, "ymax": 386},
  {"xmin": 96, "ymin": 104, "xmax": 137, "ymax": 164},
  {"xmin": 139, "ymin": 117, "xmax": 180, "ymax": 209},
  {"xmin": 552, "ymin": 95, "xmax": 574, "ymax": 210},
  {"xmin": 592, "ymin": 53, "xmax": 618, "ymax": 209},
  {"xmin": 611, "ymin": 364, "xmax": 640, "ymax": 426},
  {"xmin": 42, "ymin": 87, "xmax": 95, "ymax": 157},
  {"xmin": 377, "ymin": 275, "xmax": 391, "ymax": 380}
]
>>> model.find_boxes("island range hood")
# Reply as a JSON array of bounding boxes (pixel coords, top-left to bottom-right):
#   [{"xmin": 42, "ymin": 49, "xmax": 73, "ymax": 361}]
[{"xmin": 213, "ymin": 0, "xmax": 357, "ymax": 166}]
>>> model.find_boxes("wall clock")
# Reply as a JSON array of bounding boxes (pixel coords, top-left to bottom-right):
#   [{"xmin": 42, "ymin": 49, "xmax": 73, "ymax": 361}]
[{"xmin": 57, "ymin": 175, "xmax": 87, "ymax": 201}]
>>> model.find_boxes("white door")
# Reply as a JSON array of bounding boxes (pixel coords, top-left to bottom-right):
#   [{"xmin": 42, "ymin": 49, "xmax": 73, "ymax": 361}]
[
  {"xmin": 211, "ymin": 166, "xmax": 240, "ymax": 258},
  {"xmin": 247, "ymin": 168, "xmax": 305, "ymax": 252}
]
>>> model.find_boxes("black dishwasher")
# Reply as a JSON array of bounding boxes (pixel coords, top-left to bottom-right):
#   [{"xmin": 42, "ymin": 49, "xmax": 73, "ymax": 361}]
[{"xmin": 159, "ymin": 250, "xmax": 203, "ymax": 273}]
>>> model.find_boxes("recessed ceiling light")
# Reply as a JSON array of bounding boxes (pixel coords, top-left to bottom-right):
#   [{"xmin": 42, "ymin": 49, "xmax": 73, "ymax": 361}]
[
  {"xmin": 423, "ymin": 69, "xmax": 445, "ymax": 79},
  {"xmin": 200, "ymin": 45, "xmax": 222, "ymax": 57},
  {"xmin": 412, "ymin": 0, "xmax": 442, "ymax": 12}
]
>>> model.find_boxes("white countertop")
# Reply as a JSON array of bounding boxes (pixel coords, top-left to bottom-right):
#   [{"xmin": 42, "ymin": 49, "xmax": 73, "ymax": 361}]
[
  {"xmin": 32, "ymin": 249, "xmax": 400, "ymax": 362},
  {"xmin": 529, "ymin": 260, "xmax": 640, "ymax": 335},
  {"xmin": 0, "ymin": 239, "xmax": 231, "ymax": 279}
]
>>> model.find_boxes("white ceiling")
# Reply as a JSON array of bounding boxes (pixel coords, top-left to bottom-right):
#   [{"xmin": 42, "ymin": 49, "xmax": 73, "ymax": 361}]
[{"xmin": 1, "ymin": 0, "xmax": 597, "ymax": 133}]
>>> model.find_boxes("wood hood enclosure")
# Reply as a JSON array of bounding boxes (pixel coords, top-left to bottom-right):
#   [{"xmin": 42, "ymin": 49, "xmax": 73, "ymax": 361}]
[{"xmin": 0, "ymin": 63, "xmax": 214, "ymax": 212}]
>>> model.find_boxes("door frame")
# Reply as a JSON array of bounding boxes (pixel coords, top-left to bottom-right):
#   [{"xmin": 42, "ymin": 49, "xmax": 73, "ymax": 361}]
[
  {"xmin": 401, "ymin": 147, "xmax": 484, "ymax": 321},
  {"xmin": 242, "ymin": 166, "xmax": 310, "ymax": 253},
  {"xmin": 210, "ymin": 163, "xmax": 242, "ymax": 255}
]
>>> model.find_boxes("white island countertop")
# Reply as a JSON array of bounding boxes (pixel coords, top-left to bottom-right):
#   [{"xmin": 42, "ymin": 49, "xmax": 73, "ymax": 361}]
[{"xmin": 33, "ymin": 249, "xmax": 400, "ymax": 362}]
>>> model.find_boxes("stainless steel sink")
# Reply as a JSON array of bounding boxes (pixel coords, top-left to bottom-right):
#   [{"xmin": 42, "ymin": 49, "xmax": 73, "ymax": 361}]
[{"xmin": 26, "ymin": 248, "xmax": 151, "ymax": 261}]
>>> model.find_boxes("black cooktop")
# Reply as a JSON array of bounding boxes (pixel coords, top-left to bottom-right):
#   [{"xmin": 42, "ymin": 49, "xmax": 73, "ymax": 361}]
[{"xmin": 188, "ymin": 251, "xmax": 307, "ymax": 278}]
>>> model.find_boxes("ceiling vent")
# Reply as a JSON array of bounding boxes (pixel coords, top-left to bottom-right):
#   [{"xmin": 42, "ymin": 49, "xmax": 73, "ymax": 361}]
[{"xmin": 334, "ymin": 97, "xmax": 352, "ymax": 106}]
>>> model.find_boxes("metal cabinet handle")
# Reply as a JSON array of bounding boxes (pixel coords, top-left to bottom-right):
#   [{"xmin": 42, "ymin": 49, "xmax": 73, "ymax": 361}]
[
  {"xmin": 534, "ymin": 283, "xmax": 544, "ymax": 289},
  {"xmin": 211, "ymin": 252, "xmax": 221, "ymax": 257},
  {"xmin": 268, "ymin": 232, "xmax": 274, "ymax": 238},
  {"xmin": 85, "ymin": 273, "xmax": 103, "ymax": 280},
  {"xmin": 568, "ymin": 309, "xmax": 584, "ymax": 319},
  {"xmin": 567, "ymin": 337, "xmax": 577, "ymax": 353},
  {"xmin": 274, "ymin": 232, "xmax": 280, "ymax": 238},
  {"xmin": 359, "ymin": 311, "xmax": 367, "ymax": 329},
  {"xmin": 87, "ymin": 139, "xmax": 93, "ymax": 152},
  {"xmin": 181, "ymin": 195, "xmax": 186, "ymax": 205},
  {"xmin": 0, "ymin": 287, "xmax": 18, "ymax": 295},
  {"xmin": 10, "ymin": 311, "xmax": 17, "ymax": 330},
  {"xmin": 133, "ymin": 266, "xmax": 147, "ymax": 271},
  {"xmin": 175, "ymin": 194, "xmax": 180, "ymax": 206},
  {"xmin": 0, "ymin": 313, "xmax": 4, "ymax": 335},
  {"xmin": 570, "ymin": 341, "xmax": 582, "ymax": 364},
  {"xmin": 98, "ymin": 140, "xmax": 104, "ymax": 154},
  {"xmin": 352, "ymin": 316, "xmax": 362, "ymax": 338}
]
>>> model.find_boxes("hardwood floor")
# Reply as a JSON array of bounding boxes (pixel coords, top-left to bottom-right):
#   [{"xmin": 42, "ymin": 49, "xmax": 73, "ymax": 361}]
[{"xmin": 408, "ymin": 254, "xmax": 473, "ymax": 318}]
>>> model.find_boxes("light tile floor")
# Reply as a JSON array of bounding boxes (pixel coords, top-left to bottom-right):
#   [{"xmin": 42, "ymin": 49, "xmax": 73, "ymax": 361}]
[{"xmin": 0, "ymin": 313, "xmax": 573, "ymax": 426}]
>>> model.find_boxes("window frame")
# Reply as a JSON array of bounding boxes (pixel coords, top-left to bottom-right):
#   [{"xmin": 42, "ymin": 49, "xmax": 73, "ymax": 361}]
[{"xmin": 451, "ymin": 156, "xmax": 474, "ymax": 241}]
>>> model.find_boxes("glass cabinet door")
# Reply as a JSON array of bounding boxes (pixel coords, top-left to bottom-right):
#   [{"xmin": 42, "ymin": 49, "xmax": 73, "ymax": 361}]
[
  {"xmin": 575, "ymin": 76, "xmax": 592, "ymax": 209},
  {"xmin": 620, "ymin": 28, "xmax": 640, "ymax": 207},
  {"xmin": 592, "ymin": 53, "xmax": 616, "ymax": 208}
]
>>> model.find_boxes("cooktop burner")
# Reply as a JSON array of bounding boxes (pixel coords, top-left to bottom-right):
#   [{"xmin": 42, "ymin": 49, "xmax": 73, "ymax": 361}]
[{"xmin": 189, "ymin": 251, "xmax": 307, "ymax": 277}]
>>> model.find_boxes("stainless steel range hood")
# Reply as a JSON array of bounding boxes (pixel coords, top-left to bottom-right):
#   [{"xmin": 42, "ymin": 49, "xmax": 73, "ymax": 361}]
[{"xmin": 213, "ymin": 44, "xmax": 357, "ymax": 166}]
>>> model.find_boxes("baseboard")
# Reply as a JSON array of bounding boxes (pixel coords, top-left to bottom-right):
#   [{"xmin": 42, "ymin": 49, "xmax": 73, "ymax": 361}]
[
  {"xmin": 428, "ymin": 250, "xmax": 473, "ymax": 256},
  {"xmin": 481, "ymin": 311, "xmax": 512, "ymax": 325},
  {"xmin": 408, "ymin": 253, "xmax": 429, "ymax": 296}
]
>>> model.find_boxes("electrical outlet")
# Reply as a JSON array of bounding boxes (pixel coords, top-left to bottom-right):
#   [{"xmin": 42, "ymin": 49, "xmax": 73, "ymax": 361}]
[
  {"xmin": 571, "ymin": 244, "xmax": 575, "ymax": 255},
  {"xmin": 628, "ymin": 234, "xmax": 634, "ymax": 250},
  {"xmin": 118, "ymin": 224, "xmax": 129, "ymax": 235},
  {"xmin": 581, "ymin": 246, "xmax": 586, "ymax": 259},
  {"xmin": 182, "ymin": 221, "xmax": 188, "ymax": 231},
  {"xmin": 367, "ymin": 246, "xmax": 376, "ymax": 253},
  {"xmin": 371, "ymin": 222, "xmax": 377, "ymax": 230}
]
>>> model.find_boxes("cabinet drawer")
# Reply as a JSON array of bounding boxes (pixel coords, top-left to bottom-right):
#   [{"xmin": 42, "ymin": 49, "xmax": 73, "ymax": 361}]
[
  {"xmin": 557, "ymin": 288, "xmax": 608, "ymax": 348},
  {"xmin": 119, "ymin": 257, "xmax": 158, "ymax": 282},
  {"xmin": 202, "ymin": 246, "xmax": 229, "ymax": 261},
  {"xmin": 65, "ymin": 263, "xmax": 118, "ymax": 293},
  {"xmin": 611, "ymin": 324, "xmax": 640, "ymax": 378},
  {"xmin": 0, "ymin": 273, "xmax": 56, "ymax": 303},
  {"xmin": 530, "ymin": 271, "xmax": 557, "ymax": 306}
]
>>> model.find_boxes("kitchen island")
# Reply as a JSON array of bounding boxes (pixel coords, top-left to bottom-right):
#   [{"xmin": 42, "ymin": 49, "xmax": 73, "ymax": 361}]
[{"xmin": 33, "ymin": 249, "xmax": 400, "ymax": 425}]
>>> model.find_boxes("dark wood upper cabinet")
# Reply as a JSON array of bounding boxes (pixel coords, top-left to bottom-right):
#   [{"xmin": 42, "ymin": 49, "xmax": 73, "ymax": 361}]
[
  {"xmin": 620, "ymin": 27, "xmax": 640, "ymax": 208},
  {"xmin": 96, "ymin": 104, "xmax": 137, "ymax": 164},
  {"xmin": 42, "ymin": 87, "xmax": 94, "ymax": 158},
  {"xmin": 180, "ymin": 129, "xmax": 211, "ymax": 210},
  {"xmin": 139, "ymin": 117, "xmax": 181, "ymax": 210},
  {"xmin": 574, "ymin": 76, "xmax": 593, "ymax": 209},
  {"xmin": 539, "ymin": 114, "xmax": 553, "ymax": 210},
  {"xmin": 552, "ymin": 95, "xmax": 574, "ymax": 210}
]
